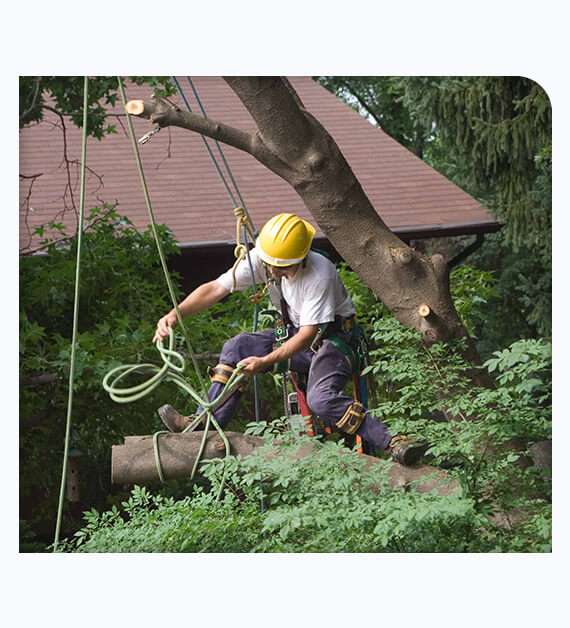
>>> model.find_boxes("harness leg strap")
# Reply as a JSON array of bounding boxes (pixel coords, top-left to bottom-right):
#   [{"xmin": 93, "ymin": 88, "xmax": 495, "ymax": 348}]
[
  {"xmin": 335, "ymin": 401, "xmax": 366, "ymax": 435},
  {"xmin": 208, "ymin": 363, "xmax": 248, "ymax": 392}
]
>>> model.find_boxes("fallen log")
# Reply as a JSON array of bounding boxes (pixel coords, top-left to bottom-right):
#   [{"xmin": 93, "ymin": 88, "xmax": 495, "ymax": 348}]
[
  {"xmin": 112, "ymin": 432, "xmax": 459, "ymax": 496},
  {"xmin": 112, "ymin": 432, "xmax": 262, "ymax": 485}
]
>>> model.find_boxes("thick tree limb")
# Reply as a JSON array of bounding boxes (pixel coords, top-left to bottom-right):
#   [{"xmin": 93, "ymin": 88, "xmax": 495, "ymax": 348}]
[
  {"xmin": 125, "ymin": 97, "xmax": 254, "ymax": 155},
  {"xmin": 127, "ymin": 78, "xmax": 473, "ymax": 346},
  {"xmin": 112, "ymin": 431, "xmax": 459, "ymax": 496}
]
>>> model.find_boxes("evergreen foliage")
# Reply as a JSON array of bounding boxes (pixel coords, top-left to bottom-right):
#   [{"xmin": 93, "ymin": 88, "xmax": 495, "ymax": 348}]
[
  {"xmin": 399, "ymin": 77, "xmax": 551, "ymax": 253},
  {"xmin": 319, "ymin": 76, "xmax": 552, "ymax": 338},
  {"xmin": 316, "ymin": 76, "xmax": 431, "ymax": 157}
]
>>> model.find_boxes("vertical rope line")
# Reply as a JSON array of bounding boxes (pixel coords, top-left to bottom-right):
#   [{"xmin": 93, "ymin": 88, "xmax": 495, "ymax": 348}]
[
  {"xmin": 175, "ymin": 76, "xmax": 262, "ymax": 421},
  {"xmin": 116, "ymin": 77, "xmax": 206, "ymax": 396},
  {"xmin": 53, "ymin": 76, "xmax": 89, "ymax": 552},
  {"xmin": 186, "ymin": 77, "xmax": 252, "ymax": 225},
  {"xmin": 243, "ymin": 224, "xmax": 262, "ymax": 420}
]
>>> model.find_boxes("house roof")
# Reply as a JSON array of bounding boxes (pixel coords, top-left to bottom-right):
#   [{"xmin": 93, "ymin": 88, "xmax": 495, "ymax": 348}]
[{"xmin": 19, "ymin": 77, "xmax": 499, "ymax": 252}]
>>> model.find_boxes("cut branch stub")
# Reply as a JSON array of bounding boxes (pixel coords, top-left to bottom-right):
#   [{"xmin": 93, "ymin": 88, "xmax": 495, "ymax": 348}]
[
  {"xmin": 125, "ymin": 99, "xmax": 145, "ymax": 116},
  {"xmin": 418, "ymin": 304, "xmax": 431, "ymax": 318},
  {"xmin": 390, "ymin": 247, "xmax": 413, "ymax": 265},
  {"xmin": 125, "ymin": 97, "xmax": 175, "ymax": 127}
]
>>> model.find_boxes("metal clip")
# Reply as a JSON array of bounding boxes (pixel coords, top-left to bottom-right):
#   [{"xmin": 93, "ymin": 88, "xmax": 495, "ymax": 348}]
[
  {"xmin": 138, "ymin": 125, "xmax": 161, "ymax": 145},
  {"xmin": 310, "ymin": 323, "xmax": 329, "ymax": 353}
]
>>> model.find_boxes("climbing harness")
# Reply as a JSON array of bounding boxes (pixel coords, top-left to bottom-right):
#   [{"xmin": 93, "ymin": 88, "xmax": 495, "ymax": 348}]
[
  {"xmin": 53, "ymin": 77, "xmax": 89, "ymax": 552},
  {"xmin": 269, "ymin": 254, "xmax": 370, "ymax": 453}
]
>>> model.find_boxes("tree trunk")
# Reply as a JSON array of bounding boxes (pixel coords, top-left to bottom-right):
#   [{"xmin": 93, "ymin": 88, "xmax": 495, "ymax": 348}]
[
  {"xmin": 126, "ymin": 77, "xmax": 470, "ymax": 347},
  {"xmin": 111, "ymin": 432, "xmax": 459, "ymax": 496}
]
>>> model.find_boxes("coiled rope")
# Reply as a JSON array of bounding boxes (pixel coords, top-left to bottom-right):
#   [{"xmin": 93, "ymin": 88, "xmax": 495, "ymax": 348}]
[{"xmin": 102, "ymin": 327, "xmax": 248, "ymax": 485}]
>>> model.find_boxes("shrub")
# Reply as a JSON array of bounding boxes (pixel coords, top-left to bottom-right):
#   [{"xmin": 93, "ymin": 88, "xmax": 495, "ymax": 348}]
[
  {"xmin": 19, "ymin": 207, "xmax": 261, "ymax": 542},
  {"xmin": 63, "ymin": 438, "xmax": 489, "ymax": 553}
]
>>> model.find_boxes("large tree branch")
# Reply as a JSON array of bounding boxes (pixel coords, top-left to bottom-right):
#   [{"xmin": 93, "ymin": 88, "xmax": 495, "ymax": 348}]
[
  {"xmin": 125, "ymin": 97, "xmax": 254, "ymax": 155},
  {"xmin": 125, "ymin": 94, "xmax": 298, "ymax": 181}
]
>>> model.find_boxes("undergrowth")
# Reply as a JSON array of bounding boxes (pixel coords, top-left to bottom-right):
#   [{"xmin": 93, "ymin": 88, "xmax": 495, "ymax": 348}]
[
  {"xmin": 59, "ymin": 264, "xmax": 551, "ymax": 553},
  {"xmin": 21, "ymin": 212, "xmax": 551, "ymax": 553}
]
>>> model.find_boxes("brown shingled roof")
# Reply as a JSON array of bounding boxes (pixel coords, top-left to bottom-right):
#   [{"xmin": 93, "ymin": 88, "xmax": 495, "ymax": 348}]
[{"xmin": 19, "ymin": 77, "xmax": 499, "ymax": 251}]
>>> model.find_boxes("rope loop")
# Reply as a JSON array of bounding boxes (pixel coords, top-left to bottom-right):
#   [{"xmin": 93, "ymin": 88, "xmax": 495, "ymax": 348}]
[
  {"xmin": 231, "ymin": 206, "xmax": 256, "ymax": 291},
  {"xmin": 233, "ymin": 206, "xmax": 255, "ymax": 240}
]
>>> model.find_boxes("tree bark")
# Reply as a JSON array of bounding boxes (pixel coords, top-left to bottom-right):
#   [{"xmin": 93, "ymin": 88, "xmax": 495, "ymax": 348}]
[
  {"xmin": 126, "ymin": 77, "xmax": 470, "ymax": 345},
  {"xmin": 111, "ymin": 431, "xmax": 459, "ymax": 496}
]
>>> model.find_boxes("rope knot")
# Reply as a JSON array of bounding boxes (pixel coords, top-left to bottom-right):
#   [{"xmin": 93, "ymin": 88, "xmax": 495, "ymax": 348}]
[{"xmin": 233, "ymin": 206, "xmax": 255, "ymax": 240}]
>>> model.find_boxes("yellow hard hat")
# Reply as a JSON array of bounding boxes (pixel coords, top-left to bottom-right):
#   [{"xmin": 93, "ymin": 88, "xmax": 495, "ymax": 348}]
[{"xmin": 256, "ymin": 213, "xmax": 316, "ymax": 266}]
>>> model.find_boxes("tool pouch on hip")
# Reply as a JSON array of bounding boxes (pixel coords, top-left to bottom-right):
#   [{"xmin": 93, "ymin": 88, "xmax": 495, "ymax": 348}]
[
  {"xmin": 335, "ymin": 401, "xmax": 366, "ymax": 435},
  {"xmin": 208, "ymin": 363, "xmax": 247, "ymax": 392}
]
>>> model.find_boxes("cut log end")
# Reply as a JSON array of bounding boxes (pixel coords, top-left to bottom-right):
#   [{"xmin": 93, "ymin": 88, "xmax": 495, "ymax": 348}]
[{"xmin": 125, "ymin": 99, "xmax": 145, "ymax": 116}]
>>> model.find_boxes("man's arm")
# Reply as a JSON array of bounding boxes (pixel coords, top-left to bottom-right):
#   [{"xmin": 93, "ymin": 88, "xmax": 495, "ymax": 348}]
[
  {"xmin": 238, "ymin": 325, "xmax": 319, "ymax": 375},
  {"xmin": 153, "ymin": 280, "xmax": 230, "ymax": 342}
]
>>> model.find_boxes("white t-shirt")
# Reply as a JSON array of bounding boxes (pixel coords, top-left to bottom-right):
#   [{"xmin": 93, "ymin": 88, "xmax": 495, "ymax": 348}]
[{"xmin": 216, "ymin": 248, "xmax": 356, "ymax": 327}]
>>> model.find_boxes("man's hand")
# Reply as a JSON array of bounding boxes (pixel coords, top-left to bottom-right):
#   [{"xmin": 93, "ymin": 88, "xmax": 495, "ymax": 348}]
[
  {"xmin": 237, "ymin": 356, "xmax": 268, "ymax": 376},
  {"xmin": 153, "ymin": 311, "xmax": 178, "ymax": 343},
  {"xmin": 237, "ymin": 325, "xmax": 318, "ymax": 375}
]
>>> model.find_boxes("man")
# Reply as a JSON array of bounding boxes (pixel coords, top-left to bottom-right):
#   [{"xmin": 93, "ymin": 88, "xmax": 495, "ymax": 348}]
[{"xmin": 154, "ymin": 213, "xmax": 426, "ymax": 465}]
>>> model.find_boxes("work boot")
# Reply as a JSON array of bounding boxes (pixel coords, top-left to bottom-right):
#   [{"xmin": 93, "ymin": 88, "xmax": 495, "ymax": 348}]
[
  {"xmin": 387, "ymin": 435, "xmax": 429, "ymax": 466},
  {"xmin": 157, "ymin": 404, "xmax": 193, "ymax": 433}
]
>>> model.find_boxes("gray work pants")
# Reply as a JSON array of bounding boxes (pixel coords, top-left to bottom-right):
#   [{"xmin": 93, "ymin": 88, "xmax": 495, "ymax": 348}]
[{"xmin": 203, "ymin": 328, "xmax": 391, "ymax": 451}]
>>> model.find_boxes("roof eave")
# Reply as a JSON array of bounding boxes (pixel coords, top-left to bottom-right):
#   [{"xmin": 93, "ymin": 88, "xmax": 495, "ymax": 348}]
[{"xmin": 176, "ymin": 220, "xmax": 502, "ymax": 250}]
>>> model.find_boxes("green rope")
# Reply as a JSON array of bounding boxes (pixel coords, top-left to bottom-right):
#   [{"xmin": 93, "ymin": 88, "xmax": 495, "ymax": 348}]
[
  {"xmin": 152, "ymin": 431, "xmax": 170, "ymax": 483},
  {"xmin": 53, "ymin": 76, "xmax": 89, "ymax": 552},
  {"xmin": 116, "ymin": 77, "xmax": 206, "ymax": 398},
  {"xmin": 103, "ymin": 327, "xmax": 242, "ymax": 489}
]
